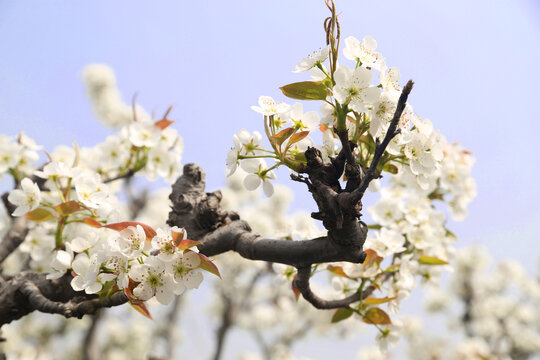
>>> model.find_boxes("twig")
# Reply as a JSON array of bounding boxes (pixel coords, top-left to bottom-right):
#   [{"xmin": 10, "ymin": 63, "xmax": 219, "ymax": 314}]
[
  {"xmin": 212, "ymin": 291, "xmax": 233, "ymax": 360},
  {"xmin": 338, "ymin": 80, "xmax": 414, "ymax": 208},
  {"xmin": 83, "ymin": 310, "xmax": 104, "ymax": 360},
  {"xmin": 293, "ymin": 266, "xmax": 385, "ymax": 309}
]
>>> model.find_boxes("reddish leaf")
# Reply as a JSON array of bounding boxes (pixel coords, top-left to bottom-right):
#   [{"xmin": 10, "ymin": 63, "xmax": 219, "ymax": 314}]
[
  {"xmin": 319, "ymin": 124, "xmax": 329, "ymax": 133},
  {"xmin": 170, "ymin": 228, "xmax": 185, "ymax": 246},
  {"xmin": 54, "ymin": 200, "xmax": 81, "ymax": 216},
  {"xmin": 364, "ymin": 297, "xmax": 397, "ymax": 306},
  {"xmin": 128, "ymin": 300, "xmax": 153, "ymax": 320},
  {"xmin": 25, "ymin": 207, "xmax": 55, "ymax": 222},
  {"xmin": 123, "ymin": 278, "xmax": 153, "ymax": 319},
  {"xmin": 104, "ymin": 221, "xmax": 157, "ymax": 240},
  {"xmin": 327, "ymin": 265, "xmax": 354, "ymax": 279},
  {"xmin": 287, "ymin": 131, "xmax": 309, "ymax": 147},
  {"xmin": 177, "ymin": 239, "xmax": 201, "ymax": 251},
  {"xmin": 83, "ymin": 217, "xmax": 103, "ymax": 228},
  {"xmin": 291, "ymin": 276, "xmax": 301, "ymax": 302},
  {"xmin": 362, "ymin": 249, "xmax": 381, "ymax": 266},
  {"xmin": 331, "ymin": 307, "xmax": 354, "ymax": 323},
  {"xmin": 270, "ymin": 127, "xmax": 295, "ymax": 147},
  {"xmin": 362, "ymin": 307, "xmax": 392, "ymax": 325},
  {"xmin": 418, "ymin": 255, "xmax": 448, "ymax": 265},
  {"xmin": 196, "ymin": 253, "xmax": 221, "ymax": 278},
  {"xmin": 154, "ymin": 118, "xmax": 174, "ymax": 130}
]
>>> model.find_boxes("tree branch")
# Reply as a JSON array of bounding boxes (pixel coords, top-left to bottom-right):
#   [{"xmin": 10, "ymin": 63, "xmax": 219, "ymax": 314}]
[
  {"xmin": 167, "ymin": 164, "xmax": 367, "ymax": 268},
  {"xmin": 293, "ymin": 266, "xmax": 384, "ymax": 309},
  {"xmin": 338, "ymin": 80, "xmax": 414, "ymax": 208},
  {"xmin": 0, "ymin": 217, "xmax": 28, "ymax": 265},
  {"xmin": 0, "ymin": 272, "xmax": 128, "ymax": 325}
]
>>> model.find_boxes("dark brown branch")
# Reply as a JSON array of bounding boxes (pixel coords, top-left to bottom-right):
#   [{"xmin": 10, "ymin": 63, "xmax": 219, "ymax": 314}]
[
  {"xmin": 338, "ymin": 80, "xmax": 414, "ymax": 208},
  {"xmin": 0, "ymin": 217, "xmax": 28, "ymax": 265},
  {"xmin": 197, "ymin": 221, "xmax": 365, "ymax": 267},
  {"xmin": 0, "ymin": 272, "xmax": 128, "ymax": 325},
  {"xmin": 293, "ymin": 266, "xmax": 384, "ymax": 309},
  {"xmin": 168, "ymin": 164, "xmax": 367, "ymax": 268}
]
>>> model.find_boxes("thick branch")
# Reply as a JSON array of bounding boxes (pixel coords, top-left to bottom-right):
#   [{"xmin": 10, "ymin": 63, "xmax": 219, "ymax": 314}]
[
  {"xmin": 0, "ymin": 217, "xmax": 28, "ymax": 265},
  {"xmin": 0, "ymin": 272, "xmax": 128, "ymax": 325},
  {"xmin": 168, "ymin": 164, "xmax": 368, "ymax": 268}
]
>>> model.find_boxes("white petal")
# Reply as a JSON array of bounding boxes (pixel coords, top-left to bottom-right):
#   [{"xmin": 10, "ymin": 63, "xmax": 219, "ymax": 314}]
[
  {"xmin": 243, "ymin": 174, "xmax": 261, "ymax": 191},
  {"xmin": 262, "ymin": 180, "xmax": 274, "ymax": 197},
  {"xmin": 85, "ymin": 282, "xmax": 102, "ymax": 294},
  {"xmin": 183, "ymin": 251, "xmax": 201, "ymax": 269},
  {"xmin": 155, "ymin": 286, "xmax": 175, "ymax": 305},
  {"xmin": 133, "ymin": 284, "xmax": 153, "ymax": 301}
]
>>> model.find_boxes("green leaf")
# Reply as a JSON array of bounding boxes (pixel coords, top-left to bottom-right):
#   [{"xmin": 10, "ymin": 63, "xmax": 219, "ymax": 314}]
[
  {"xmin": 196, "ymin": 253, "xmax": 221, "ymax": 278},
  {"xmin": 25, "ymin": 207, "xmax": 55, "ymax": 222},
  {"xmin": 362, "ymin": 307, "xmax": 392, "ymax": 325},
  {"xmin": 270, "ymin": 127, "xmax": 295, "ymax": 147},
  {"xmin": 418, "ymin": 255, "xmax": 448, "ymax": 265},
  {"xmin": 54, "ymin": 200, "xmax": 81, "ymax": 216},
  {"xmin": 382, "ymin": 163, "xmax": 398, "ymax": 174},
  {"xmin": 364, "ymin": 297, "xmax": 397, "ymax": 306},
  {"xmin": 287, "ymin": 131, "xmax": 310, "ymax": 147},
  {"xmin": 331, "ymin": 307, "xmax": 354, "ymax": 323},
  {"xmin": 280, "ymin": 81, "xmax": 328, "ymax": 100}
]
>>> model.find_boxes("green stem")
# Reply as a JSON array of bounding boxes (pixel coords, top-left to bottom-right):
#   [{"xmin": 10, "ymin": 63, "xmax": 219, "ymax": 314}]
[
  {"xmin": 55, "ymin": 217, "xmax": 66, "ymax": 248},
  {"xmin": 238, "ymin": 155, "xmax": 279, "ymax": 160}
]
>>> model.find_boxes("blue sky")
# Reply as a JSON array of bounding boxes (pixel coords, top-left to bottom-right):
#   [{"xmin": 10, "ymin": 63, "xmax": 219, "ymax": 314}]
[{"xmin": 1, "ymin": 0, "xmax": 539, "ymax": 358}]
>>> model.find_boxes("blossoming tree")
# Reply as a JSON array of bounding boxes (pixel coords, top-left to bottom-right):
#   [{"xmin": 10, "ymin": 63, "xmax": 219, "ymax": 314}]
[{"xmin": 3, "ymin": 1, "xmax": 521, "ymax": 358}]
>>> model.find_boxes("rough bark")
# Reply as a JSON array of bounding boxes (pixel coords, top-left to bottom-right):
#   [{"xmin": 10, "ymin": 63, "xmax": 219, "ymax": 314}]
[{"xmin": 0, "ymin": 272, "xmax": 127, "ymax": 325}]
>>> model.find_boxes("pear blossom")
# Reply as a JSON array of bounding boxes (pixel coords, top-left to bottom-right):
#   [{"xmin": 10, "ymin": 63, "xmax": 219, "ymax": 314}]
[
  {"xmin": 151, "ymin": 227, "xmax": 178, "ymax": 261},
  {"xmin": 7, "ymin": 178, "xmax": 41, "ymax": 216},
  {"xmin": 293, "ymin": 46, "xmax": 330, "ymax": 73},
  {"xmin": 375, "ymin": 320, "xmax": 402, "ymax": 352},
  {"xmin": 46, "ymin": 243, "xmax": 74, "ymax": 280},
  {"xmin": 73, "ymin": 172, "xmax": 109, "ymax": 209},
  {"xmin": 99, "ymin": 250, "xmax": 130, "ymax": 289},
  {"xmin": 34, "ymin": 161, "xmax": 76, "ymax": 179},
  {"xmin": 168, "ymin": 251, "xmax": 202, "ymax": 293},
  {"xmin": 380, "ymin": 64, "xmax": 401, "ymax": 94},
  {"xmin": 128, "ymin": 256, "xmax": 175, "ymax": 305},
  {"xmin": 70, "ymin": 254, "xmax": 106, "ymax": 294},
  {"xmin": 0, "ymin": 135, "xmax": 22, "ymax": 174},
  {"xmin": 226, "ymin": 129, "xmax": 265, "ymax": 177},
  {"xmin": 128, "ymin": 121, "xmax": 161, "ymax": 148},
  {"xmin": 333, "ymin": 65, "xmax": 380, "ymax": 113},
  {"xmin": 343, "ymin": 35, "xmax": 384, "ymax": 70},
  {"xmin": 364, "ymin": 228, "xmax": 406, "ymax": 258},
  {"xmin": 115, "ymin": 225, "xmax": 150, "ymax": 257},
  {"xmin": 289, "ymin": 103, "xmax": 320, "ymax": 131},
  {"xmin": 20, "ymin": 224, "xmax": 55, "ymax": 261},
  {"xmin": 251, "ymin": 96, "xmax": 290, "ymax": 117},
  {"xmin": 243, "ymin": 159, "xmax": 277, "ymax": 197}
]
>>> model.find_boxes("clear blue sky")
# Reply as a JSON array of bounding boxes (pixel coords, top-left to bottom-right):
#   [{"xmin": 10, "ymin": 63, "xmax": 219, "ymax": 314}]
[{"xmin": 1, "ymin": 1, "xmax": 539, "ymax": 358}]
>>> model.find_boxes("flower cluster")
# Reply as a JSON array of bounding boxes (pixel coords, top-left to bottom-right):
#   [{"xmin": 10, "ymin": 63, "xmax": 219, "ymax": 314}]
[
  {"xmin": 223, "ymin": 28, "xmax": 477, "ymax": 353},
  {"xmin": 2, "ymin": 66, "xmax": 216, "ymax": 313},
  {"xmin": 227, "ymin": 33, "xmax": 455, "ymax": 196}
]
